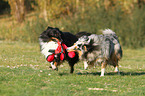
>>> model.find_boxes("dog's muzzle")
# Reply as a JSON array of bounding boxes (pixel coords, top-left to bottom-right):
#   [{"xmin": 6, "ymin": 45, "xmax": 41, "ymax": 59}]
[{"xmin": 50, "ymin": 62, "xmax": 58, "ymax": 71}]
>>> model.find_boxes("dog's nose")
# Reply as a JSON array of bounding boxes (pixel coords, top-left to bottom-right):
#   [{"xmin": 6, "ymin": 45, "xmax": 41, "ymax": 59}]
[
  {"xmin": 54, "ymin": 67, "xmax": 58, "ymax": 71},
  {"xmin": 51, "ymin": 65, "xmax": 58, "ymax": 70},
  {"xmin": 50, "ymin": 65, "xmax": 58, "ymax": 71}
]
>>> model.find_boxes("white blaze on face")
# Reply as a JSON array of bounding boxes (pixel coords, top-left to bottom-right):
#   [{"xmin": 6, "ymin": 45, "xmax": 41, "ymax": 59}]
[
  {"xmin": 67, "ymin": 43, "xmax": 78, "ymax": 51},
  {"xmin": 67, "ymin": 35, "xmax": 90, "ymax": 51}
]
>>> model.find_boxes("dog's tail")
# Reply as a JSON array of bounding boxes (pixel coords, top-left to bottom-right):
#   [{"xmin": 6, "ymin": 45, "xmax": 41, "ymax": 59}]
[
  {"xmin": 102, "ymin": 29, "xmax": 116, "ymax": 35},
  {"xmin": 102, "ymin": 29, "xmax": 119, "ymax": 41},
  {"xmin": 102, "ymin": 29, "xmax": 123, "ymax": 60}
]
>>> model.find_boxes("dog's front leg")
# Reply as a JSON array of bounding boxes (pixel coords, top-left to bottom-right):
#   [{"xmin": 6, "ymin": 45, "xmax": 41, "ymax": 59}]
[
  {"xmin": 70, "ymin": 65, "xmax": 74, "ymax": 73},
  {"xmin": 100, "ymin": 61, "xmax": 107, "ymax": 77},
  {"xmin": 84, "ymin": 61, "xmax": 88, "ymax": 70},
  {"xmin": 69, "ymin": 63, "xmax": 74, "ymax": 73}
]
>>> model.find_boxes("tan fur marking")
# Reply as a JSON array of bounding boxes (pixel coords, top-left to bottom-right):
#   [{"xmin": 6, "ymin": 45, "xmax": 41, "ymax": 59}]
[
  {"xmin": 54, "ymin": 62, "xmax": 57, "ymax": 66},
  {"xmin": 84, "ymin": 46, "xmax": 87, "ymax": 52},
  {"xmin": 67, "ymin": 49, "xmax": 76, "ymax": 52},
  {"xmin": 51, "ymin": 37, "xmax": 61, "ymax": 42},
  {"xmin": 101, "ymin": 62, "xmax": 107, "ymax": 69},
  {"xmin": 77, "ymin": 50, "xmax": 82, "ymax": 58}
]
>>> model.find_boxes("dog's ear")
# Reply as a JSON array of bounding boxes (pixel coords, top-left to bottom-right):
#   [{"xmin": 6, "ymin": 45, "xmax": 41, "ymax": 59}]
[
  {"xmin": 55, "ymin": 27, "xmax": 63, "ymax": 33},
  {"xmin": 54, "ymin": 27, "xmax": 63, "ymax": 36}
]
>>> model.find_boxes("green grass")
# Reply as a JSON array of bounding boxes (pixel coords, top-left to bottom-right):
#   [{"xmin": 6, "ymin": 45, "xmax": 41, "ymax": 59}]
[{"xmin": 0, "ymin": 41, "xmax": 145, "ymax": 96}]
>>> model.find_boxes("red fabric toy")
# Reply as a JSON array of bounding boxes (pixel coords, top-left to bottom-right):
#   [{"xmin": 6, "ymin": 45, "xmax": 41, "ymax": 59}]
[
  {"xmin": 68, "ymin": 51, "xmax": 76, "ymax": 58},
  {"xmin": 46, "ymin": 41, "xmax": 76, "ymax": 62},
  {"xmin": 47, "ymin": 54, "xmax": 55, "ymax": 62}
]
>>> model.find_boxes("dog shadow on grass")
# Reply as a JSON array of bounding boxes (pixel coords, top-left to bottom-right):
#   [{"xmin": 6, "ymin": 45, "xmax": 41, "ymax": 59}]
[
  {"xmin": 117, "ymin": 71, "xmax": 145, "ymax": 76},
  {"xmin": 58, "ymin": 71, "xmax": 145, "ymax": 76},
  {"xmin": 77, "ymin": 71, "xmax": 145, "ymax": 76}
]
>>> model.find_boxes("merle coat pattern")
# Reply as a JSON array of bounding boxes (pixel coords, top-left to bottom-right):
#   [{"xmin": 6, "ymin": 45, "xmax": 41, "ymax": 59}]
[{"xmin": 68, "ymin": 29, "xmax": 123, "ymax": 76}]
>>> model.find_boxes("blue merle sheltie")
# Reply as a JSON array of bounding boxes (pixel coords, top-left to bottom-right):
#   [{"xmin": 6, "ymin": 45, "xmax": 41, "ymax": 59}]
[{"xmin": 68, "ymin": 29, "xmax": 123, "ymax": 76}]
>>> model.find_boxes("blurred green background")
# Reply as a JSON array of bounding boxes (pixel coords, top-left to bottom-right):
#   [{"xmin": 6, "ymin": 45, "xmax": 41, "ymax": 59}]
[{"xmin": 0, "ymin": 0, "xmax": 145, "ymax": 48}]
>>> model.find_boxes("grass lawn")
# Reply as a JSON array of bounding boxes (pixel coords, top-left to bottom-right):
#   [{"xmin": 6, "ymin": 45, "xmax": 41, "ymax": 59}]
[{"xmin": 0, "ymin": 41, "xmax": 145, "ymax": 96}]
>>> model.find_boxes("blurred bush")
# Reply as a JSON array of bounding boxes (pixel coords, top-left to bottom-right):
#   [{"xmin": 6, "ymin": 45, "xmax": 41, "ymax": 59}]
[
  {"xmin": 0, "ymin": 0, "xmax": 10, "ymax": 15},
  {"xmin": 0, "ymin": 0, "xmax": 145, "ymax": 48}
]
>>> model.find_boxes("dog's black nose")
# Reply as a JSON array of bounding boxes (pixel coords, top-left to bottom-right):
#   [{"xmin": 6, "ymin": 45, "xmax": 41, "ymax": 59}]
[
  {"xmin": 49, "ymin": 66, "xmax": 58, "ymax": 71},
  {"xmin": 54, "ymin": 67, "xmax": 58, "ymax": 71}
]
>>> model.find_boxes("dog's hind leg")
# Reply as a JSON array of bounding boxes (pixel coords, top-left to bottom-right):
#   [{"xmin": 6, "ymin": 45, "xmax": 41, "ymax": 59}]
[
  {"xmin": 84, "ymin": 61, "xmax": 88, "ymax": 70},
  {"xmin": 114, "ymin": 60, "xmax": 120, "ymax": 75},
  {"xmin": 114, "ymin": 66, "xmax": 120, "ymax": 75},
  {"xmin": 100, "ymin": 61, "xmax": 107, "ymax": 77},
  {"xmin": 111, "ymin": 53, "xmax": 120, "ymax": 75},
  {"xmin": 114, "ymin": 66, "xmax": 119, "ymax": 72}
]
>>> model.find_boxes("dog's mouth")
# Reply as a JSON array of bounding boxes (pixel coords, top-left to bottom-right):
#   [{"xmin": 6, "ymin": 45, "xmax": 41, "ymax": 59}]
[
  {"xmin": 49, "ymin": 66, "xmax": 58, "ymax": 71},
  {"xmin": 50, "ymin": 62, "xmax": 58, "ymax": 70},
  {"xmin": 51, "ymin": 37, "xmax": 62, "ymax": 42},
  {"xmin": 51, "ymin": 66, "xmax": 58, "ymax": 71},
  {"xmin": 54, "ymin": 36, "xmax": 61, "ymax": 41},
  {"xmin": 50, "ymin": 61, "xmax": 63, "ymax": 71}
]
